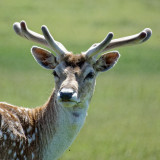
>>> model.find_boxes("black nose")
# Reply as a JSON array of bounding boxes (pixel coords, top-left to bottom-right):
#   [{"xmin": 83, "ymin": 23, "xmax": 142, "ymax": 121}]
[{"xmin": 60, "ymin": 91, "xmax": 74, "ymax": 101}]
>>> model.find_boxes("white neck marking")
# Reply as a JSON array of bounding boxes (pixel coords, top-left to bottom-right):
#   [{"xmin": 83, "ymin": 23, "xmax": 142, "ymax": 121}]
[{"xmin": 43, "ymin": 102, "xmax": 89, "ymax": 160}]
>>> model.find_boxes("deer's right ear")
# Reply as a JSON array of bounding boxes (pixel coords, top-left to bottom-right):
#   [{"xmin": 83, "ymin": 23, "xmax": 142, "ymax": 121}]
[{"xmin": 31, "ymin": 46, "xmax": 58, "ymax": 69}]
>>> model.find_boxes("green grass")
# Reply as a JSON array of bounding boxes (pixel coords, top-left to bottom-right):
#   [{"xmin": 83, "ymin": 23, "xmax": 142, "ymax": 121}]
[{"xmin": 0, "ymin": 0, "xmax": 160, "ymax": 159}]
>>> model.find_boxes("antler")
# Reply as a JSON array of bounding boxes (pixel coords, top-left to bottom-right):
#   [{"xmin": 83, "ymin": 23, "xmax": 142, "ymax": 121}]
[
  {"xmin": 86, "ymin": 28, "xmax": 152, "ymax": 58},
  {"xmin": 103, "ymin": 28, "xmax": 152, "ymax": 52},
  {"xmin": 85, "ymin": 32, "xmax": 113, "ymax": 58},
  {"xmin": 13, "ymin": 21, "xmax": 69, "ymax": 56},
  {"xmin": 41, "ymin": 25, "xmax": 66, "ymax": 55}
]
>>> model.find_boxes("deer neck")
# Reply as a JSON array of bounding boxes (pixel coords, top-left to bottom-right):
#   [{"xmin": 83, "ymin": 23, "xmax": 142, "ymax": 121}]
[{"xmin": 34, "ymin": 89, "xmax": 90, "ymax": 160}]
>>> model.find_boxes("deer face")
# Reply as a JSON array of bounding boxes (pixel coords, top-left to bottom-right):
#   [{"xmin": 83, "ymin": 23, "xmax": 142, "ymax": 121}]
[
  {"xmin": 53, "ymin": 54, "xmax": 97, "ymax": 107},
  {"xmin": 31, "ymin": 48, "xmax": 120, "ymax": 108}
]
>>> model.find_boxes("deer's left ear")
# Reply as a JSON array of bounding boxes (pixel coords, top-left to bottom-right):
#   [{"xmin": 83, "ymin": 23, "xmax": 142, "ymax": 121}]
[{"xmin": 94, "ymin": 51, "xmax": 120, "ymax": 72}]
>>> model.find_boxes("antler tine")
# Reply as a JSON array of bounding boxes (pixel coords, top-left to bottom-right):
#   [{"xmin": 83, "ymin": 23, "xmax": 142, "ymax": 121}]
[
  {"xmin": 13, "ymin": 21, "xmax": 49, "ymax": 47},
  {"xmin": 85, "ymin": 32, "xmax": 113, "ymax": 58},
  {"xmin": 141, "ymin": 28, "xmax": 152, "ymax": 42},
  {"xmin": 102, "ymin": 28, "xmax": 152, "ymax": 52},
  {"xmin": 41, "ymin": 25, "xmax": 67, "ymax": 56}
]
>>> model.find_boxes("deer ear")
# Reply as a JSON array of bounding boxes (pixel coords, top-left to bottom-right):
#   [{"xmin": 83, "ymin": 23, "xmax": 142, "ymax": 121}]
[
  {"xmin": 31, "ymin": 46, "xmax": 58, "ymax": 69},
  {"xmin": 94, "ymin": 51, "xmax": 120, "ymax": 72}
]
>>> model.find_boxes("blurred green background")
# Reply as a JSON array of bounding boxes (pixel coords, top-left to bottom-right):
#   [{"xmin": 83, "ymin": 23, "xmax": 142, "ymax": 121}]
[{"xmin": 0, "ymin": 0, "xmax": 160, "ymax": 159}]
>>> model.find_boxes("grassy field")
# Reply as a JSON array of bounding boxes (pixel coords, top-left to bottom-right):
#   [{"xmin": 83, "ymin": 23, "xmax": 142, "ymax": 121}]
[{"xmin": 0, "ymin": 0, "xmax": 160, "ymax": 159}]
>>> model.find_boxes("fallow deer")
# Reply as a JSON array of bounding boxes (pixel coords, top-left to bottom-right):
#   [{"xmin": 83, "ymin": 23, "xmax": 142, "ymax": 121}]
[{"xmin": 0, "ymin": 21, "xmax": 152, "ymax": 160}]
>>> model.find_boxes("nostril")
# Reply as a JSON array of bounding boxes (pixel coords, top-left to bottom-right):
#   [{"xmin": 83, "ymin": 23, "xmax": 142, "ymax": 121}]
[{"xmin": 60, "ymin": 92, "xmax": 73, "ymax": 100}]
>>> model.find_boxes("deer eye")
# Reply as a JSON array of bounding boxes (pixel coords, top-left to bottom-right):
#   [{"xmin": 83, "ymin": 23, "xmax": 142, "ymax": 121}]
[
  {"xmin": 85, "ymin": 72, "xmax": 95, "ymax": 80},
  {"xmin": 53, "ymin": 70, "xmax": 59, "ymax": 78}
]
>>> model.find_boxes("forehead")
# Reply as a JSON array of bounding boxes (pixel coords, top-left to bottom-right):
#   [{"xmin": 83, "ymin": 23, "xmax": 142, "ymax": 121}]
[
  {"xmin": 63, "ymin": 53, "xmax": 86, "ymax": 68},
  {"xmin": 56, "ymin": 54, "xmax": 93, "ymax": 73}
]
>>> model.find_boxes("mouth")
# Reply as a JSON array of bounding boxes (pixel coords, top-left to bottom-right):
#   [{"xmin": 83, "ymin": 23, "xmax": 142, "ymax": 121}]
[
  {"xmin": 58, "ymin": 99, "xmax": 81, "ymax": 107},
  {"xmin": 60, "ymin": 99, "xmax": 73, "ymax": 102}
]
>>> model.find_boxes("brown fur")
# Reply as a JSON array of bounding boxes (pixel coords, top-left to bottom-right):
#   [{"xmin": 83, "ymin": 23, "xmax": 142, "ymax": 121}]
[{"xmin": 63, "ymin": 53, "xmax": 86, "ymax": 68}]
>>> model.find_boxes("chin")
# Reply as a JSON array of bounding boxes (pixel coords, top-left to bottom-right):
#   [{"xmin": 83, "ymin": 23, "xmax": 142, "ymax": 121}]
[{"xmin": 58, "ymin": 101, "xmax": 78, "ymax": 108}]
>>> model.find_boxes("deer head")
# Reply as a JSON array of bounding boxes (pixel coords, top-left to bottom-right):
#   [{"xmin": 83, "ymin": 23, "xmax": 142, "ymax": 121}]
[{"xmin": 13, "ymin": 21, "xmax": 152, "ymax": 109}]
